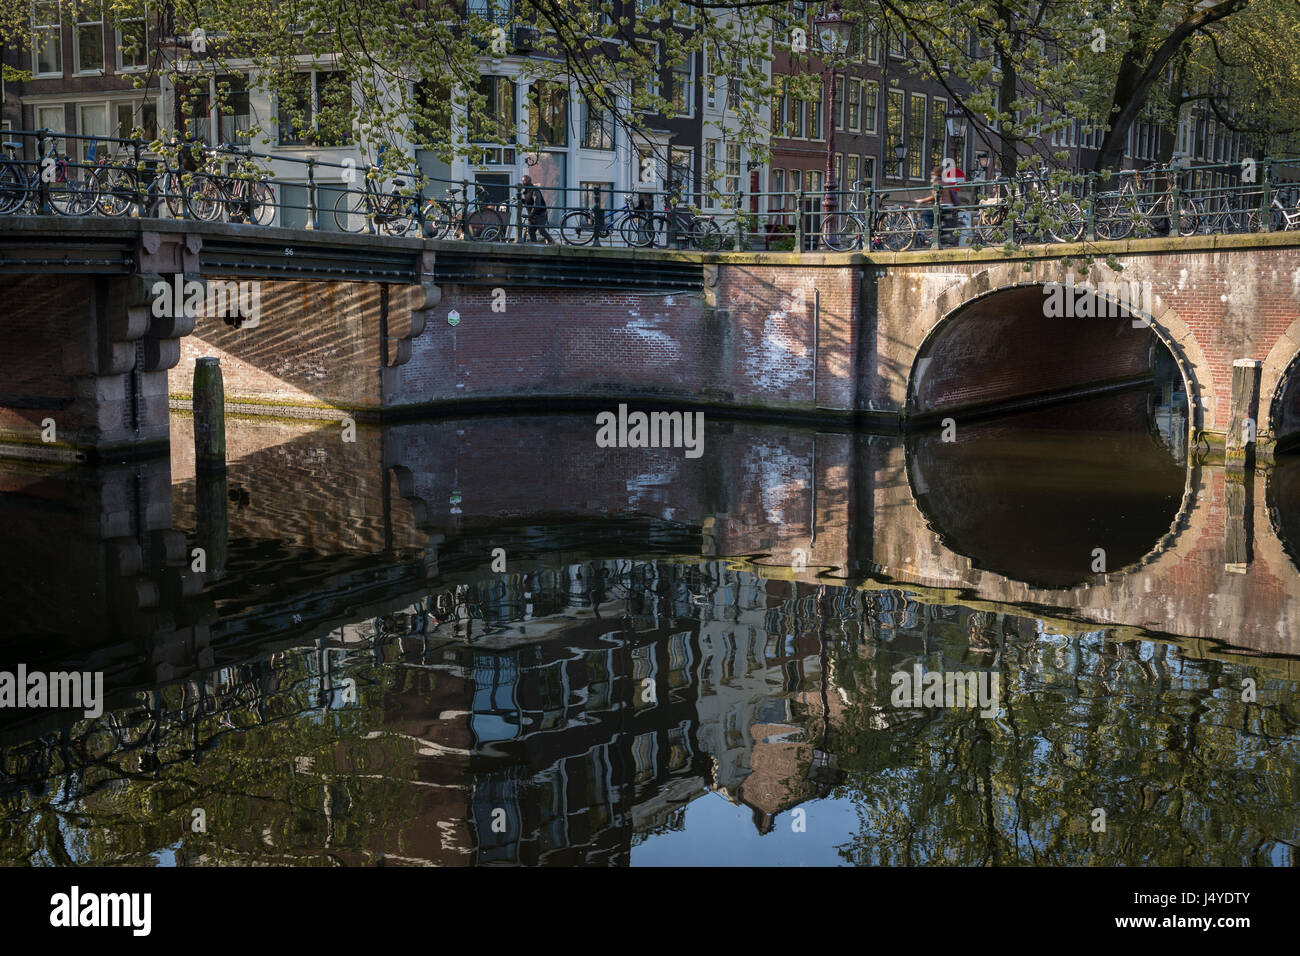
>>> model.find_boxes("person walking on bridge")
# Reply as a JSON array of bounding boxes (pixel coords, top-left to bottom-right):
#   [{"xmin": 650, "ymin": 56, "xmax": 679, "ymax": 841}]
[{"xmin": 520, "ymin": 175, "xmax": 555, "ymax": 244}]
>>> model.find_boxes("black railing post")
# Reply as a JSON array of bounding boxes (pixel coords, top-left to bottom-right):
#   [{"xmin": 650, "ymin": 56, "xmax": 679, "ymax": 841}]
[
  {"xmin": 460, "ymin": 177, "xmax": 471, "ymax": 239},
  {"xmin": 592, "ymin": 186, "xmax": 603, "ymax": 248}
]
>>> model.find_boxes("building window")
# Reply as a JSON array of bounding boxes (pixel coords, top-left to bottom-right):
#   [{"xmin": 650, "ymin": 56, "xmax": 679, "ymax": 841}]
[
  {"xmin": 116, "ymin": 100, "xmax": 158, "ymax": 142},
  {"xmin": 470, "ymin": 74, "xmax": 517, "ymax": 146},
  {"xmin": 771, "ymin": 167, "xmax": 786, "ymax": 211},
  {"xmin": 704, "ymin": 49, "xmax": 717, "ymax": 110},
  {"xmin": 581, "ymin": 98, "xmax": 613, "ymax": 150},
  {"xmin": 847, "ymin": 78, "xmax": 861, "ymax": 131},
  {"xmin": 671, "ymin": 54, "xmax": 693, "ymax": 116},
  {"xmin": 835, "ymin": 76, "xmax": 845, "ymax": 131},
  {"xmin": 32, "ymin": 1, "xmax": 62, "ymax": 75},
  {"xmin": 866, "ymin": 24, "xmax": 881, "ymax": 63},
  {"xmin": 846, "ymin": 154, "xmax": 860, "ymax": 187},
  {"xmin": 930, "ymin": 95, "xmax": 947, "ymax": 168},
  {"xmin": 669, "ymin": 146, "xmax": 693, "ymax": 197},
  {"xmin": 116, "ymin": 15, "xmax": 147, "ymax": 71},
  {"xmin": 704, "ymin": 139, "xmax": 719, "ymax": 204},
  {"xmin": 77, "ymin": 103, "xmax": 106, "ymax": 160},
  {"xmin": 633, "ymin": 40, "xmax": 660, "ymax": 104},
  {"xmin": 724, "ymin": 142, "xmax": 740, "ymax": 199},
  {"xmin": 217, "ymin": 74, "xmax": 253, "ymax": 145},
  {"xmin": 909, "ymin": 92, "xmax": 926, "ymax": 179},
  {"xmin": 278, "ymin": 71, "xmax": 346, "ymax": 146},
  {"xmin": 808, "ymin": 85, "xmax": 823, "ymax": 139},
  {"xmin": 529, "ymin": 80, "xmax": 569, "ymax": 148},
  {"xmin": 888, "ymin": 30, "xmax": 906, "ymax": 59},
  {"xmin": 864, "ymin": 80, "xmax": 878, "ymax": 134},
  {"xmin": 886, "ymin": 88, "xmax": 904, "ymax": 177},
  {"xmin": 74, "ymin": 3, "xmax": 104, "ymax": 74},
  {"xmin": 792, "ymin": 87, "xmax": 805, "ymax": 138},
  {"xmin": 36, "ymin": 104, "xmax": 64, "ymax": 154},
  {"xmin": 833, "ymin": 152, "xmax": 843, "ymax": 188}
]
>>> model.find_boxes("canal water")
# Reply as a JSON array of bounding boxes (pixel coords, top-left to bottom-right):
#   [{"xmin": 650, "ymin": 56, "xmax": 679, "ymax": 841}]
[{"xmin": 1, "ymin": 388, "xmax": 1297, "ymax": 866}]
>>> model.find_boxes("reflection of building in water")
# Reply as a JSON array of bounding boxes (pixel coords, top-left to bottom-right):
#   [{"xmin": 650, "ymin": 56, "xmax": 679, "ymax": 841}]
[{"xmin": 426, "ymin": 561, "xmax": 857, "ymax": 862}]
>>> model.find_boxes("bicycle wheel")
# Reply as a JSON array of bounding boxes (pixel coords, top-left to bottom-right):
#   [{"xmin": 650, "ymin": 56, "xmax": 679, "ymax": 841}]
[
  {"xmin": 184, "ymin": 174, "xmax": 223, "ymax": 222},
  {"xmin": 380, "ymin": 198, "xmax": 415, "ymax": 237},
  {"xmin": 1048, "ymin": 200, "xmax": 1087, "ymax": 243},
  {"xmin": 466, "ymin": 203, "xmax": 506, "ymax": 241},
  {"xmin": 1177, "ymin": 196, "xmax": 1204, "ymax": 235},
  {"xmin": 878, "ymin": 210, "xmax": 916, "ymax": 251},
  {"xmin": 691, "ymin": 216, "xmax": 723, "ymax": 251},
  {"xmin": 0, "ymin": 162, "xmax": 29, "ymax": 214},
  {"xmin": 332, "ymin": 189, "xmax": 367, "ymax": 233},
  {"xmin": 1093, "ymin": 193, "xmax": 1133, "ymax": 240},
  {"xmin": 49, "ymin": 167, "xmax": 98, "ymax": 216},
  {"xmin": 821, "ymin": 212, "xmax": 862, "ymax": 250},
  {"xmin": 248, "ymin": 180, "xmax": 276, "ymax": 226},
  {"xmin": 561, "ymin": 210, "xmax": 597, "ymax": 245},
  {"xmin": 620, "ymin": 213, "xmax": 656, "ymax": 247},
  {"xmin": 158, "ymin": 172, "xmax": 185, "ymax": 218},
  {"xmin": 96, "ymin": 166, "xmax": 138, "ymax": 216}
]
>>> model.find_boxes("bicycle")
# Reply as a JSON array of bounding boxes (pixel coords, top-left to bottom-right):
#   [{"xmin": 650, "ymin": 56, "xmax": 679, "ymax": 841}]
[
  {"xmin": 420, "ymin": 184, "xmax": 507, "ymax": 241},
  {"xmin": 1095, "ymin": 166, "xmax": 1204, "ymax": 239},
  {"xmin": 627, "ymin": 192, "xmax": 721, "ymax": 249},
  {"xmin": 186, "ymin": 144, "xmax": 276, "ymax": 225},
  {"xmin": 0, "ymin": 139, "xmax": 98, "ymax": 216},
  {"xmin": 560, "ymin": 193, "xmax": 653, "ymax": 246}
]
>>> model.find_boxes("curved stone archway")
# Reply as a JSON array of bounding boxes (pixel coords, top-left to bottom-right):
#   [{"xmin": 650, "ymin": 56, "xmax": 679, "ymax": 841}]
[
  {"xmin": 905, "ymin": 274, "xmax": 1210, "ymax": 437},
  {"xmin": 1260, "ymin": 318, "xmax": 1300, "ymax": 452}
]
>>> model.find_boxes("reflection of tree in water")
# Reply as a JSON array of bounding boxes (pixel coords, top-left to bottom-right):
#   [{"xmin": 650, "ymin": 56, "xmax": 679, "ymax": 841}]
[
  {"xmin": 825, "ymin": 614, "xmax": 1300, "ymax": 866},
  {"xmin": 2, "ymin": 570, "xmax": 1298, "ymax": 866}
]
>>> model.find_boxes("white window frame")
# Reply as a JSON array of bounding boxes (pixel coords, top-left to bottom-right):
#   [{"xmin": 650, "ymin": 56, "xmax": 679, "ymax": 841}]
[
  {"xmin": 31, "ymin": 0, "xmax": 62, "ymax": 77},
  {"xmin": 116, "ymin": 13, "xmax": 149, "ymax": 73},
  {"xmin": 73, "ymin": 2, "xmax": 105, "ymax": 75}
]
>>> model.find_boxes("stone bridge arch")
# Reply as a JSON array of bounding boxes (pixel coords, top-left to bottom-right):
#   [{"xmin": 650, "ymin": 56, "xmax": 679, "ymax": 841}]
[
  {"xmin": 903, "ymin": 269, "xmax": 1214, "ymax": 438},
  {"xmin": 1261, "ymin": 317, "xmax": 1300, "ymax": 452}
]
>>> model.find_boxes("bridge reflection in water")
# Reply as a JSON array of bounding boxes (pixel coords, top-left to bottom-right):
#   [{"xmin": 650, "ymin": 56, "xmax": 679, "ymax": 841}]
[{"xmin": 1, "ymin": 392, "xmax": 1299, "ymax": 866}]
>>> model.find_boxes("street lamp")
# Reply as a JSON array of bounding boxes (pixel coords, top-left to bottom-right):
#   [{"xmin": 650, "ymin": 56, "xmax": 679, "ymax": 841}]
[
  {"xmin": 944, "ymin": 108, "xmax": 968, "ymax": 181},
  {"xmin": 815, "ymin": 0, "xmax": 853, "ymax": 245}
]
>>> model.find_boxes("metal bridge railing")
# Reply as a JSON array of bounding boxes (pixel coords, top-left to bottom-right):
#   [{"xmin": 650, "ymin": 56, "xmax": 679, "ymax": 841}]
[{"xmin": 2, "ymin": 129, "xmax": 1298, "ymax": 251}]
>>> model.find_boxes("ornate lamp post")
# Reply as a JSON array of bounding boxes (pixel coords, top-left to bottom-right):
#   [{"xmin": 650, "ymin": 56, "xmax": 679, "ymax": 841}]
[
  {"xmin": 943, "ymin": 108, "xmax": 968, "ymax": 181},
  {"xmin": 814, "ymin": 0, "xmax": 853, "ymax": 247},
  {"xmin": 893, "ymin": 139, "xmax": 908, "ymax": 178}
]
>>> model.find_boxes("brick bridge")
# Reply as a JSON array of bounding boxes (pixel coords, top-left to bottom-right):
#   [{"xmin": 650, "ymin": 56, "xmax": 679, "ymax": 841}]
[{"xmin": 2, "ymin": 216, "xmax": 1299, "ymax": 461}]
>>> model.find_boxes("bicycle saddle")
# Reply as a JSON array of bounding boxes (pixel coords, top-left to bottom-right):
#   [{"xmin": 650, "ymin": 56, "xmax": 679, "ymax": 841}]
[{"xmin": 1, "ymin": 141, "xmax": 20, "ymax": 150}]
